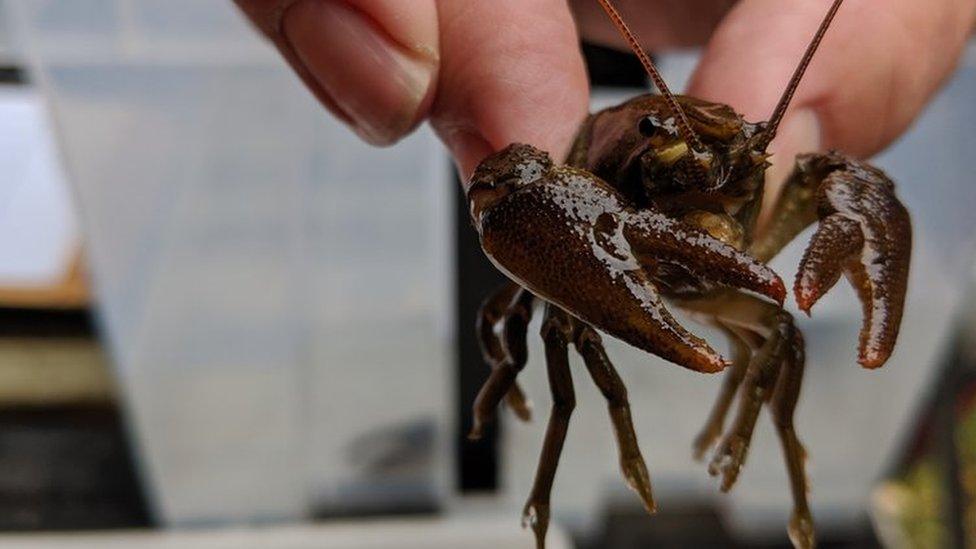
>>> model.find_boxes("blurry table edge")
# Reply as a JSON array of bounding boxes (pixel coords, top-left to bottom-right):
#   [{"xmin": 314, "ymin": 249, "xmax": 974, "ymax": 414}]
[{"xmin": 0, "ymin": 516, "xmax": 573, "ymax": 549}]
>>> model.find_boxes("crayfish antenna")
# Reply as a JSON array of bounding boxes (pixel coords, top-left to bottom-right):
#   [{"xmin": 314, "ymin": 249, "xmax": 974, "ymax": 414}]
[
  {"xmin": 595, "ymin": 0, "xmax": 704, "ymax": 154},
  {"xmin": 759, "ymin": 0, "xmax": 845, "ymax": 150}
]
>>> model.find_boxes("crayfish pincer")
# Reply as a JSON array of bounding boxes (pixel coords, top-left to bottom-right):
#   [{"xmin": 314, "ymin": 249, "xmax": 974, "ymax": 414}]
[{"xmin": 465, "ymin": 1, "xmax": 912, "ymax": 548}]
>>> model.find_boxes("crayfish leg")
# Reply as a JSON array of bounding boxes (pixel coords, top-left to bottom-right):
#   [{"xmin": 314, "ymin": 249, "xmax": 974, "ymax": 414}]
[
  {"xmin": 522, "ymin": 304, "xmax": 576, "ymax": 549},
  {"xmin": 470, "ymin": 282, "xmax": 536, "ymax": 439},
  {"xmin": 680, "ymin": 291, "xmax": 813, "ymax": 549},
  {"xmin": 692, "ymin": 325, "xmax": 755, "ymax": 461},
  {"xmin": 575, "ymin": 324, "xmax": 656, "ymax": 514},
  {"xmin": 769, "ymin": 329, "xmax": 813, "ymax": 549}
]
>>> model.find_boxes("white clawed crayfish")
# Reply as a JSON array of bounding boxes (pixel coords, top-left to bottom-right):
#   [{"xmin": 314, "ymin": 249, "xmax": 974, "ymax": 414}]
[{"xmin": 465, "ymin": 1, "xmax": 911, "ymax": 547}]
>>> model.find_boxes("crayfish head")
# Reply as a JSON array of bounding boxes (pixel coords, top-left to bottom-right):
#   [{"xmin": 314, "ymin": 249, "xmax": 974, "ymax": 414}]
[
  {"xmin": 467, "ymin": 143, "xmax": 553, "ymax": 226},
  {"xmin": 582, "ymin": 95, "xmax": 766, "ymax": 203}
]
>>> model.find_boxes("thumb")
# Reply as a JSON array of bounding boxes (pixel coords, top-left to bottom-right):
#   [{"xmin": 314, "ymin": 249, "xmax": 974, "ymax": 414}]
[{"xmin": 235, "ymin": 0, "xmax": 440, "ymax": 145}]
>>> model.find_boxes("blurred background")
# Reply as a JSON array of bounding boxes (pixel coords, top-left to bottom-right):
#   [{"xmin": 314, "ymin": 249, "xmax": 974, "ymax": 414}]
[{"xmin": 0, "ymin": 1, "xmax": 974, "ymax": 547}]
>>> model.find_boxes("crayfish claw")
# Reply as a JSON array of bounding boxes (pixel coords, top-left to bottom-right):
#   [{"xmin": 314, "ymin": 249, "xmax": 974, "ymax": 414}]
[
  {"xmin": 625, "ymin": 210, "xmax": 786, "ymax": 305},
  {"xmin": 473, "ymin": 151, "xmax": 730, "ymax": 373},
  {"xmin": 794, "ymin": 161, "xmax": 911, "ymax": 368},
  {"xmin": 612, "ymin": 271, "xmax": 728, "ymax": 373},
  {"xmin": 795, "ymin": 215, "xmax": 862, "ymax": 314}
]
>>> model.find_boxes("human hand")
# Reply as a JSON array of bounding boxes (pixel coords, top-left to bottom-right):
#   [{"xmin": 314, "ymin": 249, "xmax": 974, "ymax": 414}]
[{"xmin": 234, "ymin": 0, "xmax": 975, "ymax": 185}]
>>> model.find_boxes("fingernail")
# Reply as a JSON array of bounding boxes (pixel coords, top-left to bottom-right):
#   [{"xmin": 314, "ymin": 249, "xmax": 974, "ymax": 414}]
[{"xmin": 282, "ymin": 0, "xmax": 436, "ymax": 145}]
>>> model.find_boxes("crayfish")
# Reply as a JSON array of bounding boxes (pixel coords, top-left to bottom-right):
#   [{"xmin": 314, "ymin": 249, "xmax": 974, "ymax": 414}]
[{"xmin": 466, "ymin": 1, "xmax": 911, "ymax": 547}]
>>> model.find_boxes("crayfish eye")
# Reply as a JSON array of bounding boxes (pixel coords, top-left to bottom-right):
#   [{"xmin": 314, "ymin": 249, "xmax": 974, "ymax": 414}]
[{"xmin": 638, "ymin": 116, "xmax": 657, "ymax": 137}]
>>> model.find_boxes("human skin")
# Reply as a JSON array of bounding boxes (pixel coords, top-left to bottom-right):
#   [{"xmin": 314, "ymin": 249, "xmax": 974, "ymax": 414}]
[{"xmin": 233, "ymin": 0, "xmax": 976, "ymax": 205}]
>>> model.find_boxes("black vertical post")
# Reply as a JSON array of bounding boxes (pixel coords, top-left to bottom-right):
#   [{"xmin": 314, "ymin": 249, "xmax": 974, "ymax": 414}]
[{"xmin": 454, "ymin": 175, "xmax": 508, "ymax": 492}]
